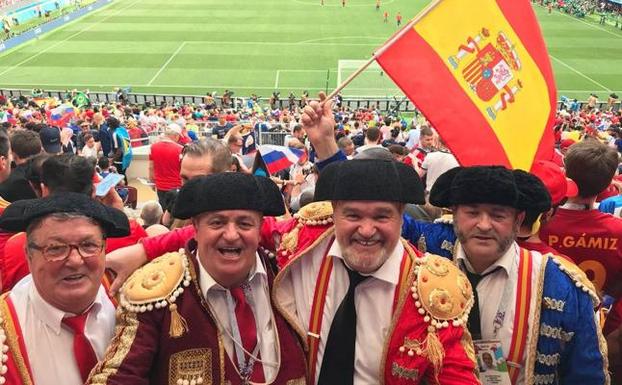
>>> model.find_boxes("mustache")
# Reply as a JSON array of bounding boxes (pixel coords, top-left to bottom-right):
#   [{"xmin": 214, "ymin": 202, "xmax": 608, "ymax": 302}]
[{"xmin": 351, "ymin": 235, "xmax": 383, "ymax": 242}]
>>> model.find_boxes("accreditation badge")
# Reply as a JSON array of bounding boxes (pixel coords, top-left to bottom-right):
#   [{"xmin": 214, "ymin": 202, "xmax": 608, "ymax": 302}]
[{"xmin": 473, "ymin": 340, "xmax": 511, "ymax": 385}]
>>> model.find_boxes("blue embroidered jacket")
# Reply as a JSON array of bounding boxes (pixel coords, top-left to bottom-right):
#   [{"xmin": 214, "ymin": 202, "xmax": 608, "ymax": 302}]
[{"xmin": 528, "ymin": 255, "xmax": 609, "ymax": 385}]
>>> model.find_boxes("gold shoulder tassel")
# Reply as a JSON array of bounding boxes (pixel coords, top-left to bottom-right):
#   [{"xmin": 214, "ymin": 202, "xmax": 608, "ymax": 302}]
[
  {"xmin": 169, "ymin": 302, "xmax": 189, "ymax": 338},
  {"xmin": 424, "ymin": 330, "xmax": 445, "ymax": 379}
]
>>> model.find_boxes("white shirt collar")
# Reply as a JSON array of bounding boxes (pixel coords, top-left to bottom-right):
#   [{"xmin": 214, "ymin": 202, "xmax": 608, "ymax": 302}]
[
  {"xmin": 328, "ymin": 239, "xmax": 404, "ymax": 286},
  {"xmin": 198, "ymin": 251, "xmax": 267, "ymax": 296},
  {"xmin": 455, "ymin": 241, "xmax": 518, "ymax": 276},
  {"xmin": 28, "ymin": 276, "xmax": 105, "ymax": 335}
]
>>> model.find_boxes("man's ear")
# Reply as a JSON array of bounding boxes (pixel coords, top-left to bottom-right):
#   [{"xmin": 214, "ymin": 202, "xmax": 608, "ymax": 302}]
[{"xmin": 516, "ymin": 210, "xmax": 526, "ymax": 227}]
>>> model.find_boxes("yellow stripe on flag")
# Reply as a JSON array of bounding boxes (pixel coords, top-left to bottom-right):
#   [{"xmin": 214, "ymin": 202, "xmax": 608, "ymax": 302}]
[{"xmin": 414, "ymin": 0, "xmax": 551, "ymax": 170}]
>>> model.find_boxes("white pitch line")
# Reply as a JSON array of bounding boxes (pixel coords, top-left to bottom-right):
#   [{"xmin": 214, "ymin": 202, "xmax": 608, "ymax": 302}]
[
  {"xmin": 297, "ymin": 36, "xmax": 387, "ymax": 44},
  {"xmin": 147, "ymin": 41, "xmax": 187, "ymax": 86},
  {"xmin": 0, "ymin": 0, "xmax": 144, "ymax": 79},
  {"xmin": 549, "ymin": 54, "xmax": 612, "ymax": 92},
  {"xmin": 274, "ymin": 70, "xmax": 280, "ymax": 89}
]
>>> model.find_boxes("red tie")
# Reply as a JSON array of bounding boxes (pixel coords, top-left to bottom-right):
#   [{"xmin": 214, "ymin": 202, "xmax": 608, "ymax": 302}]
[
  {"xmin": 63, "ymin": 312, "xmax": 98, "ymax": 382},
  {"xmin": 230, "ymin": 286, "xmax": 265, "ymax": 382}
]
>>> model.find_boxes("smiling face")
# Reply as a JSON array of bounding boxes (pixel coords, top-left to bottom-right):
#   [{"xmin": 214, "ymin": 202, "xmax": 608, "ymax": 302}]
[
  {"xmin": 333, "ymin": 200, "xmax": 403, "ymax": 274},
  {"xmin": 453, "ymin": 204, "xmax": 523, "ymax": 271},
  {"xmin": 27, "ymin": 216, "xmax": 106, "ymax": 314},
  {"xmin": 193, "ymin": 210, "xmax": 262, "ymax": 288}
]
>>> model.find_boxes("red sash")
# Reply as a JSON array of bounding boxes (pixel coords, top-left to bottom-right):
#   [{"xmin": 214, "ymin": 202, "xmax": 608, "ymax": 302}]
[
  {"xmin": 306, "ymin": 239, "xmax": 412, "ymax": 382},
  {"xmin": 506, "ymin": 248, "xmax": 533, "ymax": 385},
  {"xmin": 0, "ymin": 295, "xmax": 34, "ymax": 385}
]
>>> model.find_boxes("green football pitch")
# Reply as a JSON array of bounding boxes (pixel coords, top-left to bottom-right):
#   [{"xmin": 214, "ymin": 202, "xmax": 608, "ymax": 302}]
[{"xmin": 0, "ymin": 0, "xmax": 620, "ymax": 100}]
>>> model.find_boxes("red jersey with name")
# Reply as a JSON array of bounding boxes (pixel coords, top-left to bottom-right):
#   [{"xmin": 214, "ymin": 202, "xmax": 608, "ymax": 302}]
[
  {"xmin": 517, "ymin": 239, "xmax": 572, "ymax": 261},
  {"xmin": 540, "ymin": 208, "xmax": 622, "ymax": 297}
]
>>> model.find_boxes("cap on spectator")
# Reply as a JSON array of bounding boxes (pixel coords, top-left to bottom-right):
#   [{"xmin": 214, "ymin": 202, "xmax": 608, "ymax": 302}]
[
  {"xmin": 314, "ymin": 159, "xmax": 425, "ymax": 204},
  {"xmin": 530, "ymin": 160, "xmax": 578, "ymax": 206},
  {"xmin": 172, "ymin": 173, "xmax": 285, "ymax": 219},
  {"xmin": 0, "ymin": 192, "xmax": 130, "ymax": 237},
  {"xmin": 39, "ymin": 126, "xmax": 62, "ymax": 154}
]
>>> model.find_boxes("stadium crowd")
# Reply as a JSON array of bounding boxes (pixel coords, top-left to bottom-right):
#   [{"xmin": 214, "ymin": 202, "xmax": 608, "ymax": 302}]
[{"xmin": 0, "ymin": 88, "xmax": 620, "ymax": 384}]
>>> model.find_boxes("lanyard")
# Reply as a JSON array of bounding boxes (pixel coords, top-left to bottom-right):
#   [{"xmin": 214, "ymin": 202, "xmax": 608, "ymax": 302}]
[
  {"xmin": 460, "ymin": 246, "xmax": 533, "ymax": 385},
  {"xmin": 491, "ymin": 245, "xmax": 519, "ymax": 338},
  {"xmin": 225, "ymin": 284, "xmax": 262, "ymax": 379}
]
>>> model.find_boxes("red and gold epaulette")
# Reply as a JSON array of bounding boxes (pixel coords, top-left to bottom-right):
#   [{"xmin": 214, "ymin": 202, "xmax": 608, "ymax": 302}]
[
  {"xmin": 276, "ymin": 201, "xmax": 333, "ymax": 268},
  {"xmin": 399, "ymin": 254, "xmax": 473, "ymax": 374}
]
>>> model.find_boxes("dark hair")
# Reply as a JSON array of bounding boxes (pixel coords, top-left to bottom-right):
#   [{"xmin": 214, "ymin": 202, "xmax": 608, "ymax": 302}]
[
  {"xmin": 41, "ymin": 154, "xmax": 96, "ymax": 196},
  {"xmin": 365, "ymin": 127, "xmax": 381, "ymax": 142},
  {"xmin": 388, "ymin": 144, "xmax": 408, "ymax": 156},
  {"xmin": 83, "ymin": 133, "xmax": 94, "ymax": 142},
  {"xmin": 0, "ymin": 128, "xmax": 10, "ymax": 158},
  {"xmin": 106, "ymin": 116, "xmax": 120, "ymax": 129},
  {"xmin": 231, "ymin": 155, "xmax": 241, "ymax": 172},
  {"xmin": 420, "ymin": 126, "xmax": 434, "ymax": 137},
  {"xmin": 10, "ymin": 130, "xmax": 42, "ymax": 160},
  {"xmin": 97, "ymin": 156, "xmax": 110, "ymax": 170},
  {"xmin": 25, "ymin": 153, "xmax": 52, "ymax": 196},
  {"xmin": 565, "ymin": 139, "xmax": 619, "ymax": 198}
]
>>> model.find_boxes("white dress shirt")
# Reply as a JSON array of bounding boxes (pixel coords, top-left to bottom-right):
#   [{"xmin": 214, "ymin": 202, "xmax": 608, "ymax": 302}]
[
  {"xmin": 456, "ymin": 242, "xmax": 544, "ymax": 385},
  {"xmin": 197, "ymin": 252, "xmax": 278, "ymax": 381},
  {"xmin": 287, "ymin": 237, "xmax": 404, "ymax": 385},
  {"xmin": 9, "ymin": 275, "xmax": 116, "ymax": 385}
]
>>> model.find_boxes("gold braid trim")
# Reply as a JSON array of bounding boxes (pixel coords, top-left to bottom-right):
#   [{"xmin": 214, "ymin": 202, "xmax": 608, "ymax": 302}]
[
  {"xmin": 87, "ymin": 310, "xmax": 140, "ymax": 384},
  {"xmin": 186, "ymin": 254, "xmax": 226, "ymax": 385},
  {"xmin": 0, "ymin": 294, "xmax": 34, "ymax": 385},
  {"xmin": 379, "ymin": 239, "xmax": 417, "ymax": 385},
  {"xmin": 595, "ymin": 298, "xmax": 611, "ymax": 384},
  {"xmin": 461, "ymin": 331, "xmax": 480, "ymax": 379},
  {"xmin": 0, "ymin": 196, "xmax": 10, "ymax": 209},
  {"xmin": 271, "ymin": 227, "xmax": 336, "ymax": 350},
  {"xmin": 525, "ymin": 253, "xmax": 548, "ymax": 385}
]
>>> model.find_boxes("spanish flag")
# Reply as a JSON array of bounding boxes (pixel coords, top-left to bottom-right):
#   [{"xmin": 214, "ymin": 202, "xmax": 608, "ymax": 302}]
[{"xmin": 375, "ymin": 0, "xmax": 556, "ymax": 171}]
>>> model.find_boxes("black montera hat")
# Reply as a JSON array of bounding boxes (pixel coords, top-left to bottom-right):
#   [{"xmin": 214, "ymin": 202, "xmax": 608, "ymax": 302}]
[
  {"xmin": 430, "ymin": 166, "xmax": 552, "ymax": 213},
  {"xmin": 430, "ymin": 166, "xmax": 520, "ymax": 208},
  {"xmin": 0, "ymin": 192, "xmax": 130, "ymax": 237},
  {"xmin": 172, "ymin": 173, "xmax": 285, "ymax": 219},
  {"xmin": 512, "ymin": 169, "xmax": 552, "ymax": 213},
  {"xmin": 314, "ymin": 159, "xmax": 425, "ymax": 204}
]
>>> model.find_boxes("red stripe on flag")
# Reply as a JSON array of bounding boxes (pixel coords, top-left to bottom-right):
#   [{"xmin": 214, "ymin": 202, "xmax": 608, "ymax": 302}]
[
  {"xmin": 497, "ymin": 0, "xmax": 556, "ymax": 169},
  {"xmin": 376, "ymin": 27, "xmax": 512, "ymax": 167},
  {"xmin": 266, "ymin": 156, "xmax": 293, "ymax": 175}
]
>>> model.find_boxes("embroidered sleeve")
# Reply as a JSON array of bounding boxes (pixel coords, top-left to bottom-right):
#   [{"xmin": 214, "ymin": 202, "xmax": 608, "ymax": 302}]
[
  {"xmin": 87, "ymin": 311, "xmax": 157, "ymax": 385},
  {"xmin": 550, "ymin": 255, "xmax": 600, "ymax": 307},
  {"xmin": 555, "ymin": 286, "xmax": 610, "ymax": 384}
]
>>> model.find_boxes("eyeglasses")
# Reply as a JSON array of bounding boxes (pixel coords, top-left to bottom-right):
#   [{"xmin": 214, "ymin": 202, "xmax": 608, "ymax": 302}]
[{"xmin": 28, "ymin": 241, "xmax": 105, "ymax": 262}]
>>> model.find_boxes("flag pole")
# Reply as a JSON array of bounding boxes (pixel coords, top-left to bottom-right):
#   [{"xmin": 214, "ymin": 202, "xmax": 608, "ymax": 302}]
[{"xmin": 323, "ymin": 0, "xmax": 443, "ymax": 102}]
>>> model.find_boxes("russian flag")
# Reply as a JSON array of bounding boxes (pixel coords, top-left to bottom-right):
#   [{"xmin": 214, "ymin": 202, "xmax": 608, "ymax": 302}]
[
  {"xmin": 46, "ymin": 104, "xmax": 76, "ymax": 127},
  {"xmin": 258, "ymin": 145, "xmax": 305, "ymax": 175}
]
